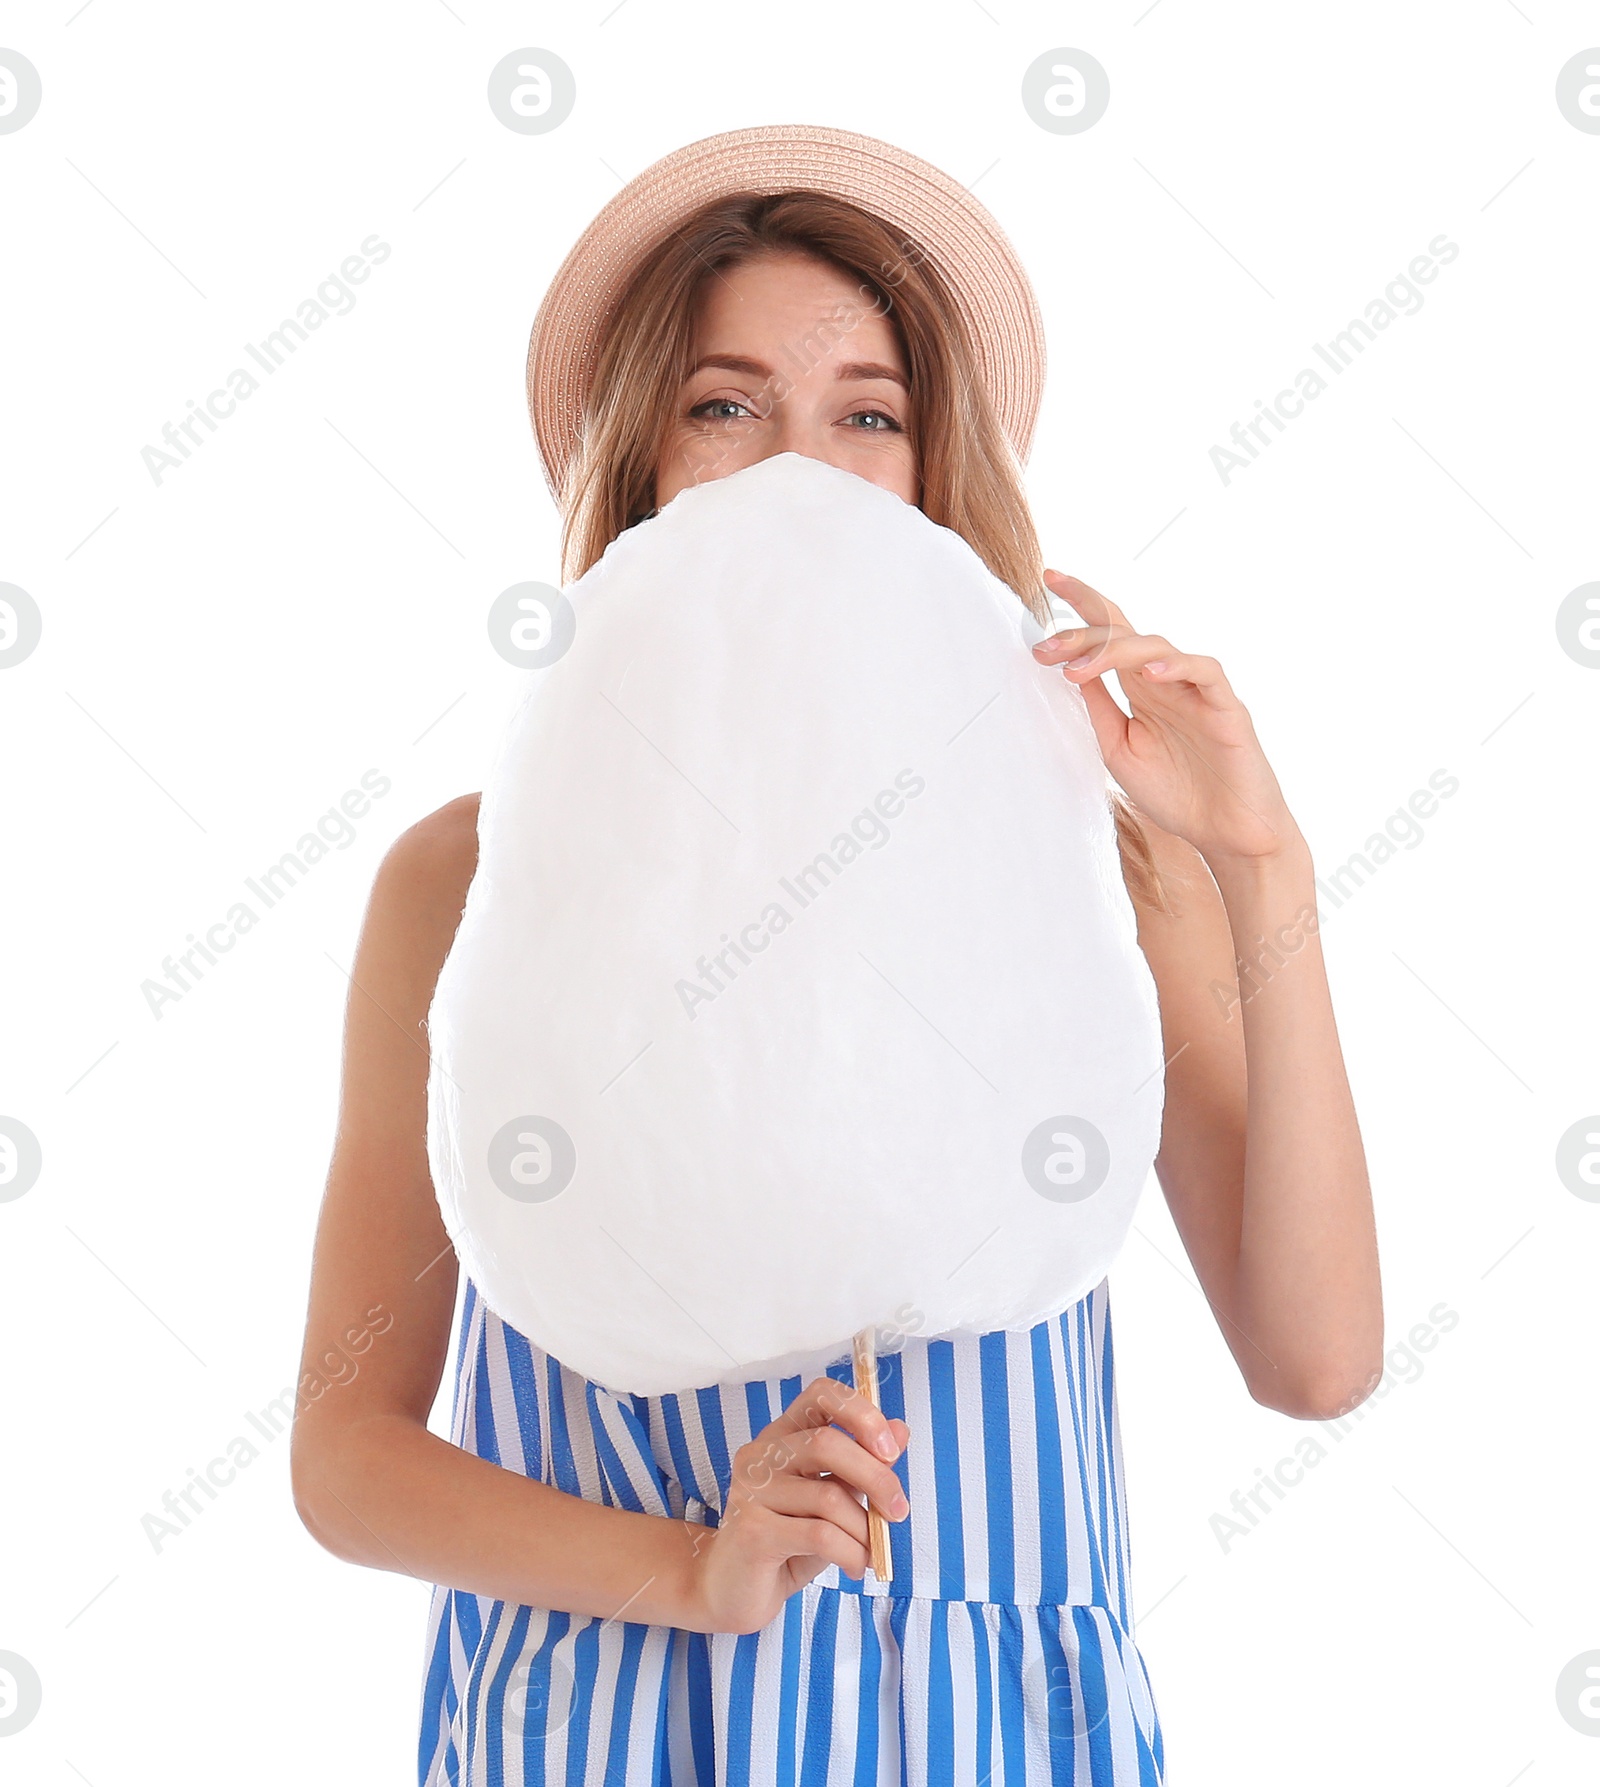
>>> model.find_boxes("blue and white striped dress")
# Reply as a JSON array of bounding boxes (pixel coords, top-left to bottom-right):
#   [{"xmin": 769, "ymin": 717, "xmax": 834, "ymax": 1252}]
[{"xmin": 417, "ymin": 1278, "xmax": 1165, "ymax": 1784}]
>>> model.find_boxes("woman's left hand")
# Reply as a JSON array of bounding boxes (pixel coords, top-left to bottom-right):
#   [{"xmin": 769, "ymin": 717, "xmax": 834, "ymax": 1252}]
[{"xmin": 1032, "ymin": 570, "xmax": 1304, "ymax": 867}]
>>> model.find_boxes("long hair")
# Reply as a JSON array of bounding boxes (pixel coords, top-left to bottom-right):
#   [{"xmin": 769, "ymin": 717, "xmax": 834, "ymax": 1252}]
[{"xmin": 556, "ymin": 190, "xmax": 1170, "ymax": 914}]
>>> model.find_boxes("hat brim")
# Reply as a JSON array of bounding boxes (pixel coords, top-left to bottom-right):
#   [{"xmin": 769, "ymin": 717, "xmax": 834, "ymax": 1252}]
[{"xmin": 526, "ymin": 124, "xmax": 1047, "ymax": 500}]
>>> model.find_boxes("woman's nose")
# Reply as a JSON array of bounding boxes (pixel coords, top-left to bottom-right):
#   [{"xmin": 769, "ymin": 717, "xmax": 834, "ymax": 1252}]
[{"xmin": 762, "ymin": 411, "xmax": 830, "ymax": 472}]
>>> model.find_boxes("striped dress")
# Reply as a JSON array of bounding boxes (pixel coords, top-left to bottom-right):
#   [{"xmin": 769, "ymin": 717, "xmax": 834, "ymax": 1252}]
[{"xmin": 417, "ymin": 1278, "xmax": 1165, "ymax": 1785}]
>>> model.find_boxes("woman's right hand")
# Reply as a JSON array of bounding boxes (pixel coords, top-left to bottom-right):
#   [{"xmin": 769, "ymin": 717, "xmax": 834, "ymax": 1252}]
[{"xmin": 678, "ymin": 1376, "xmax": 911, "ymax": 1636}]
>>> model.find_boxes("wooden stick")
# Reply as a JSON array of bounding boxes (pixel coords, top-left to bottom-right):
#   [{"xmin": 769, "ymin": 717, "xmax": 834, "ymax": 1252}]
[{"xmin": 851, "ymin": 1325, "xmax": 893, "ymax": 1583}]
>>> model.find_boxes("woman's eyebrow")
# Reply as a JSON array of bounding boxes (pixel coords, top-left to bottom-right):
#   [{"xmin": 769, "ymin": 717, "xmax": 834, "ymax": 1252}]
[
  {"xmin": 688, "ymin": 353, "xmax": 772, "ymax": 379},
  {"xmin": 835, "ymin": 360, "xmax": 908, "ymax": 390},
  {"xmin": 686, "ymin": 352, "xmax": 908, "ymax": 391}
]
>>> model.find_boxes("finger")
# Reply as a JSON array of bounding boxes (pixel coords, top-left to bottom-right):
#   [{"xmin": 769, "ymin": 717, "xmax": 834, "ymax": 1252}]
[
  {"xmin": 764, "ymin": 1423, "xmax": 910, "ymax": 1522},
  {"xmin": 1054, "ymin": 634, "xmax": 1184, "ymax": 682},
  {"xmin": 784, "ymin": 1517, "xmax": 872, "ymax": 1582},
  {"xmin": 1079, "ymin": 643, "xmax": 1239, "ymax": 714},
  {"xmin": 1030, "ymin": 625, "xmax": 1120, "ymax": 665},
  {"xmin": 1042, "ymin": 570, "xmax": 1131, "ymax": 633},
  {"xmin": 1038, "ymin": 620, "xmax": 1241, "ymax": 717},
  {"xmin": 1138, "ymin": 652, "xmax": 1237, "ymax": 708},
  {"xmin": 742, "ymin": 1400, "xmax": 907, "ymax": 1517},
  {"xmin": 768, "ymin": 1375, "xmax": 904, "ymax": 1464},
  {"xmin": 758, "ymin": 1473, "xmax": 871, "ymax": 1547},
  {"xmin": 730, "ymin": 1500, "xmax": 871, "ymax": 1582}
]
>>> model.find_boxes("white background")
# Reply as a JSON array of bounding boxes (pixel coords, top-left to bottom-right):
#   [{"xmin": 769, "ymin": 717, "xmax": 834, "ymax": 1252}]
[{"xmin": 2, "ymin": 2, "xmax": 1597, "ymax": 1782}]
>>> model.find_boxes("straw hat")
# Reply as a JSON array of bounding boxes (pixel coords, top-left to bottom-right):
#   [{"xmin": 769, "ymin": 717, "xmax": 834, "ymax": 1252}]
[{"xmin": 525, "ymin": 123, "xmax": 1047, "ymax": 500}]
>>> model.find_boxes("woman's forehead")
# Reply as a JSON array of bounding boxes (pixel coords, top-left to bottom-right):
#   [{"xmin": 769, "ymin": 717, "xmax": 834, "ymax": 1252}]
[{"xmin": 689, "ymin": 251, "xmax": 905, "ymax": 368}]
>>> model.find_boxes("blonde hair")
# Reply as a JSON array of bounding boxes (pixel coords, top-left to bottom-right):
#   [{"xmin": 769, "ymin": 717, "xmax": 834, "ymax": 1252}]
[{"xmin": 557, "ymin": 190, "xmax": 1170, "ymax": 914}]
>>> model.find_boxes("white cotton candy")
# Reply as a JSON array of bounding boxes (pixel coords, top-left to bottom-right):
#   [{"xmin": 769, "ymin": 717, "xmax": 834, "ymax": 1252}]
[{"xmin": 426, "ymin": 452, "xmax": 1165, "ymax": 1397}]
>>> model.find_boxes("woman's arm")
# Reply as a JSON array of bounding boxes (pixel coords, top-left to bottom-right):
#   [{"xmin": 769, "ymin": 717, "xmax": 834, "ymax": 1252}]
[
  {"xmin": 289, "ymin": 795, "xmax": 907, "ymax": 1634},
  {"xmin": 1033, "ymin": 568, "xmax": 1382, "ymax": 1421},
  {"xmin": 1128, "ymin": 815, "xmax": 1383, "ymax": 1420},
  {"xmin": 289, "ymin": 795, "xmax": 701, "ymax": 1625}
]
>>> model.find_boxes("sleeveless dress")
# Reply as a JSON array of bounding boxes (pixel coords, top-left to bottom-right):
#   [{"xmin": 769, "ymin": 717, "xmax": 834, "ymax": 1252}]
[{"xmin": 416, "ymin": 1278, "xmax": 1166, "ymax": 1785}]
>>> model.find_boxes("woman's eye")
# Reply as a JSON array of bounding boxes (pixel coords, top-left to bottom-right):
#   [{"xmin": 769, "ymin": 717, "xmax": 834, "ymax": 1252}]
[
  {"xmin": 689, "ymin": 398, "xmax": 755, "ymax": 421},
  {"xmin": 844, "ymin": 409, "xmax": 903, "ymax": 432}
]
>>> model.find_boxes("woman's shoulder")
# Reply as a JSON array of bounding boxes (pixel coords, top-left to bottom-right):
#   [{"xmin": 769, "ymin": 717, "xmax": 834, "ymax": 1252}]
[
  {"xmin": 384, "ymin": 791, "xmax": 481, "ymax": 872},
  {"xmin": 361, "ymin": 794, "xmax": 482, "ymax": 984}
]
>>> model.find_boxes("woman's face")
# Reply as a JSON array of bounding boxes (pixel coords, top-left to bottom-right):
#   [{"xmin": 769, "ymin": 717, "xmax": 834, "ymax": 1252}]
[{"xmin": 652, "ymin": 250, "xmax": 918, "ymax": 512}]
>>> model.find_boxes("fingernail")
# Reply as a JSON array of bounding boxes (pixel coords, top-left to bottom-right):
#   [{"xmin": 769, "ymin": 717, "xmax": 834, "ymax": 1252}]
[
  {"xmin": 1066, "ymin": 653, "xmax": 1097, "ymax": 668},
  {"xmin": 877, "ymin": 1430, "xmax": 898, "ymax": 1459},
  {"xmin": 891, "ymin": 1492, "xmax": 910, "ymax": 1519}
]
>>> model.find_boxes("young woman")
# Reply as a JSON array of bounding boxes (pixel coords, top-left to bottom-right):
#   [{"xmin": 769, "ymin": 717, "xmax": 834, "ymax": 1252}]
[{"xmin": 291, "ymin": 126, "xmax": 1382, "ymax": 1784}]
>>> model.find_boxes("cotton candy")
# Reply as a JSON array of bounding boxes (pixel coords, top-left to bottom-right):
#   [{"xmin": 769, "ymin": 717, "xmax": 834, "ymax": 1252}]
[{"xmin": 426, "ymin": 452, "xmax": 1165, "ymax": 1397}]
